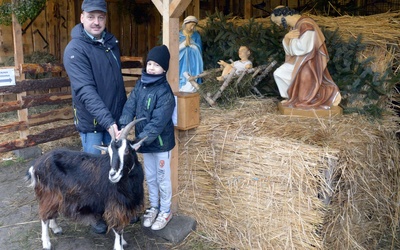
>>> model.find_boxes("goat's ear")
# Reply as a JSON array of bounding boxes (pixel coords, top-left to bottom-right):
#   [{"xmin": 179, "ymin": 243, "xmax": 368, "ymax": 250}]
[
  {"xmin": 93, "ymin": 145, "xmax": 108, "ymax": 152},
  {"xmin": 130, "ymin": 137, "xmax": 147, "ymax": 151}
]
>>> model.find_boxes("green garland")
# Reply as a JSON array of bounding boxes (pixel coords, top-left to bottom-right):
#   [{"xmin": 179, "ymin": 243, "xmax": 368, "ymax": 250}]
[{"xmin": 0, "ymin": 0, "xmax": 46, "ymax": 25}]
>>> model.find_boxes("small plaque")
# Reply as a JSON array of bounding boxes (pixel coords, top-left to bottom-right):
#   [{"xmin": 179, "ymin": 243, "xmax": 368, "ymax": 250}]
[{"xmin": 0, "ymin": 68, "xmax": 16, "ymax": 86}]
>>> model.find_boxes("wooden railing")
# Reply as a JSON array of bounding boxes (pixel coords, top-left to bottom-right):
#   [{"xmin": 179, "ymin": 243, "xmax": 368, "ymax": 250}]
[{"xmin": 0, "ymin": 57, "xmax": 143, "ymax": 153}]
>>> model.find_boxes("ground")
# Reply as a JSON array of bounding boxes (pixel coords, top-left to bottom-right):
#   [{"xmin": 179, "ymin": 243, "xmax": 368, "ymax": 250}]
[
  {"xmin": 0, "ymin": 140, "xmax": 214, "ymax": 250},
  {"xmin": 0, "ymin": 140, "xmax": 398, "ymax": 249}
]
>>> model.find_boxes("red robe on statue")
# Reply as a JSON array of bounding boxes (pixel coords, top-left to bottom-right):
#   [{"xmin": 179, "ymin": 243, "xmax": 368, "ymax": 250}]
[{"xmin": 283, "ymin": 17, "xmax": 340, "ymax": 109}]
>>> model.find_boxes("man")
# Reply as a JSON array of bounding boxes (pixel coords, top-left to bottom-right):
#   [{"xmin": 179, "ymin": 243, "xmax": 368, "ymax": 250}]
[
  {"xmin": 271, "ymin": 6, "xmax": 341, "ymax": 109},
  {"xmin": 63, "ymin": 0, "xmax": 127, "ymax": 234}
]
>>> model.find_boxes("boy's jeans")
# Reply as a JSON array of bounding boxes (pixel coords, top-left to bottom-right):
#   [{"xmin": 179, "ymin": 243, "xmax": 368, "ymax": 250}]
[
  {"xmin": 143, "ymin": 151, "xmax": 172, "ymax": 213},
  {"xmin": 79, "ymin": 132, "xmax": 111, "ymax": 154}
]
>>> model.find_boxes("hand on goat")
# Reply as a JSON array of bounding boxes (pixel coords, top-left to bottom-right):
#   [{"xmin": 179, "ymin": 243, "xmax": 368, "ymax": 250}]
[{"xmin": 108, "ymin": 123, "xmax": 120, "ymax": 139}]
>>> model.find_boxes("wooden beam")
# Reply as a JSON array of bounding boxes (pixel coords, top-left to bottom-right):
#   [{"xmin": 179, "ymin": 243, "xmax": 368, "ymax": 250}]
[
  {"xmin": 0, "ymin": 121, "xmax": 28, "ymax": 134},
  {"xmin": 0, "ymin": 124, "xmax": 78, "ymax": 153},
  {"xmin": 20, "ymin": 63, "xmax": 65, "ymax": 74},
  {"xmin": 12, "ymin": 7, "xmax": 29, "ymax": 140},
  {"xmin": 182, "ymin": 0, "xmax": 198, "ymax": 18},
  {"xmin": 151, "ymin": 0, "xmax": 163, "ymax": 14},
  {"xmin": 170, "ymin": 0, "xmax": 193, "ymax": 18},
  {"xmin": 245, "ymin": 0, "xmax": 252, "ymax": 19},
  {"xmin": 0, "ymin": 77, "xmax": 70, "ymax": 94},
  {"xmin": 28, "ymin": 107, "xmax": 74, "ymax": 126},
  {"xmin": 12, "ymin": 14, "xmax": 24, "ymax": 77},
  {"xmin": 153, "ymin": 0, "xmax": 194, "ymax": 213}
]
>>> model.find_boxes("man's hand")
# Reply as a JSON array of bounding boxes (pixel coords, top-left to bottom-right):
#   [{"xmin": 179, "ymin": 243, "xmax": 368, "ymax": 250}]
[{"xmin": 108, "ymin": 123, "xmax": 121, "ymax": 139}]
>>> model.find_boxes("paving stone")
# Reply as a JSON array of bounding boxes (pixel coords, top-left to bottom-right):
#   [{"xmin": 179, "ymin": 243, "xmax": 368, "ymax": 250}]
[{"xmin": 142, "ymin": 214, "xmax": 197, "ymax": 243}]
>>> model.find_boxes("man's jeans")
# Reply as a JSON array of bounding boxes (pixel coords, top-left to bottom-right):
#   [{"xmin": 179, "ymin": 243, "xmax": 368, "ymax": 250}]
[{"xmin": 79, "ymin": 132, "xmax": 111, "ymax": 154}]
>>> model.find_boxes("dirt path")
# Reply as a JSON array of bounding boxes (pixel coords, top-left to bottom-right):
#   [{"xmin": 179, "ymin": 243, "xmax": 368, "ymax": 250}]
[
  {"xmin": 0, "ymin": 154, "xmax": 210, "ymax": 250},
  {"xmin": 1, "ymin": 145, "xmax": 398, "ymax": 249}
]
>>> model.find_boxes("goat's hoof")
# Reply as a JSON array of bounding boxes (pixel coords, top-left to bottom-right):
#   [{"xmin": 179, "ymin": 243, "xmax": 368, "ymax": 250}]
[
  {"xmin": 52, "ymin": 227, "xmax": 63, "ymax": 235},
  {"xmin": 42, "ymin": 244, "xmax": 51, "ymax": 250},
  {"xmin": 91, "ymin": 219, "xmax": 108, "ymax": 234}
]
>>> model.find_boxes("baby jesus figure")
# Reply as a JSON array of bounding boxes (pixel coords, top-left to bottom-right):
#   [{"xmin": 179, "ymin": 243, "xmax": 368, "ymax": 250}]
[{"xmin": 216, "ymin": 46, "xmax": 253, "ymax": 81}]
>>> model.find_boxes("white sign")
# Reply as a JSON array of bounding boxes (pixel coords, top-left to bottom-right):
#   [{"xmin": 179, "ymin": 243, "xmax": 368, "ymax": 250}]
[{"xmin": 0, "ymin": 68, "xmax": 16, "ymax": 86}]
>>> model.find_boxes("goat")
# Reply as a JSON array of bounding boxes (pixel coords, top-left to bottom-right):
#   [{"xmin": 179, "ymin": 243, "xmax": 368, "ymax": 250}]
[{"xmin": 26, "ymin": 118, "xmax": 146, "ymax": 250}]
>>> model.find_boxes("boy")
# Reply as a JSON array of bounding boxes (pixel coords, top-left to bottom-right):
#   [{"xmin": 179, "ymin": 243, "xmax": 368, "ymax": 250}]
[{"xmin": 119, "ymin": 45, "xmax": 175, "ymax": 230}]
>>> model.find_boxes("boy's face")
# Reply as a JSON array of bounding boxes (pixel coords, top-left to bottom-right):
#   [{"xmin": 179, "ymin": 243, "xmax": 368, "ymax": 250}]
[
  {"xmin": 81, "ymin": 11, "xmax": 106, "ymax": 39},
  {"xmin": 146, "ymin": 60, "xmax": 164, "ymax": 75}
]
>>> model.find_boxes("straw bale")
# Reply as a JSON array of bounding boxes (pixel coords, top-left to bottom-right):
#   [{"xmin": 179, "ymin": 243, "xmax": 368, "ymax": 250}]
[{"xmin": 178, "ymin": 97, "xmax": 400, "ymax": 249}]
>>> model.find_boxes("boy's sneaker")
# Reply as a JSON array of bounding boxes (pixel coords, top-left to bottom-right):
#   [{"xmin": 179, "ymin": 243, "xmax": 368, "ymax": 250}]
[
  {"xmin": 143, "ymin": 207, "xmax": 159, "ymax": 228},
  {"xmin": 151, "ymin": 211, "xmax": 172, "ymax": 230}
]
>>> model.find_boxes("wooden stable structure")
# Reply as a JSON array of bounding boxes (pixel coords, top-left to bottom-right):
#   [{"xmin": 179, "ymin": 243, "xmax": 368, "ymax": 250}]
[
  {"xmin": 1, "ymin": 0, "xmax": 204, "ymax": 213},
  {"xmin": 1, "ymin": 0, "xmax": 399, "ymax": 64},
  {"xmin": 0, "ymin": 57, "xmax": 143, "ymax": 152}
]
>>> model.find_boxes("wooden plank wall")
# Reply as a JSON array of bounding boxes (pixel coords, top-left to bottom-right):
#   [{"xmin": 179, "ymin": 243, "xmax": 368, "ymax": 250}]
[
  {"xmin": 0, "ymin": 0, "xmax": 281, "ymax": 64},
  {"xmin": 0, "ymin": 57, "xmax": 143, "ymax": 153},
  {"xmin": 0, "ymin": 0, "xmax": 163, "ymax": 63},
  {"xmin": 1, "ymin": 0, "xmax": 384, "ymax": 64}
]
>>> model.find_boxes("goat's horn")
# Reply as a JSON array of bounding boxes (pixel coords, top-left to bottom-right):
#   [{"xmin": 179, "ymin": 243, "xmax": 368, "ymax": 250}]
[
  {"xmin": 109, "ymin": 125, "xmax": 116, "ymax": 141},
  {"xmin": 120, "ymin": 117, "xmax": 146, "ymax": 140}
]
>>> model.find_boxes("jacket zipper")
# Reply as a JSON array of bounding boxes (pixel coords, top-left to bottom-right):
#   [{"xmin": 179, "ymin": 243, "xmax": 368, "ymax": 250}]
[
  {"xmin": 147, "ymin": 98, "xmax": 151, "ymax": 109},
  {"xmin": 158, "ymin": 135, "xmax": 163, "ymax": 146}
]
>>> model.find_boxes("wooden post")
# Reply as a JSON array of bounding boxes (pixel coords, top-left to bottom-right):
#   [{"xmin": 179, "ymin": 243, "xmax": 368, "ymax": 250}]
[
  {"xmin": 244, "ymin": 0, "xmax": 252, "ymax": 19},
  {"xmin": 12, "ymin": 9, "xmax": 28, "ymax": 139},
  {"xmin": 151, "ymin": 0, "xmax": 193, "ymax": 213},
  {"xmin": 185, "ymin": 0, "xmax": 200, "ymax": 18}
]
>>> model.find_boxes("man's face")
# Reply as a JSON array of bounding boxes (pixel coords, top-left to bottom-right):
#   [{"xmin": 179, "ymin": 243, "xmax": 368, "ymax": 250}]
[
  {"xmin": 270, "ymin": 14, "xmax": 282, "ymax": 26},
  {"xmin": 81, "ymin": 11, "xmax": 106, "ymax": 39}
]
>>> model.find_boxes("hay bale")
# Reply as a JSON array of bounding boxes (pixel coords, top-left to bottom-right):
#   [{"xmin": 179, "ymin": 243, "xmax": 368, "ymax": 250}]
[{"xmin": 178, "ymin": 98, "xmax": 400, "ymax": 249}]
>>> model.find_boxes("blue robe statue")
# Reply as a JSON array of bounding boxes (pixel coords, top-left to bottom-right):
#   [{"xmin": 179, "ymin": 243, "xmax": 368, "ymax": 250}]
[{"xmin": 179, "ymin": 30, "xmax": 204, "ymax": 90}]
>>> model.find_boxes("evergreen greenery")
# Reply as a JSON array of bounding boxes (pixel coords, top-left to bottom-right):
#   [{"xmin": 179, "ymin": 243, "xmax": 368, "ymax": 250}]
[
  {"xmin": 0, "ymin": 2, "xmax": 12, "ymax": 25},
  {"xmin": 200, "ymin": 11, "xmax": 399, "ymax": 117},
  {"xmin": 200, "ymin": 10, "xmax": 283, "ymax": 69},
  {"xmin": 0, "ymin": 0, "xmax": 46, "ymax": 25},
  {"xmin": 324, "ymin": 29, "xmax": 400, "ymax": 117}
]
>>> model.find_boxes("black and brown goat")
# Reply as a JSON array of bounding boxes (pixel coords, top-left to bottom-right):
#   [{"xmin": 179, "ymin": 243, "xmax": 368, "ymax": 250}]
[{"xmin": 26, "ymin": 118, "xmax": 146, "ymax": 250}]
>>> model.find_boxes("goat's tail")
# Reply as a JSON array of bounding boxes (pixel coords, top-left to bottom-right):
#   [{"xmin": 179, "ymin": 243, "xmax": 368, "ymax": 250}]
[{"xmin": 25, "ymin": 166, "xmax": 36, "ymax": 188}]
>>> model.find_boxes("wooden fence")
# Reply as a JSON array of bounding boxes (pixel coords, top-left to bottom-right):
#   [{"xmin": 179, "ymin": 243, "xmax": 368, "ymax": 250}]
[{"xmin": 0, "ymin": 57, "xmax": 143, "ymax": 153}]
